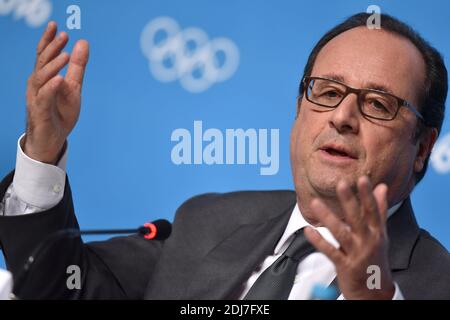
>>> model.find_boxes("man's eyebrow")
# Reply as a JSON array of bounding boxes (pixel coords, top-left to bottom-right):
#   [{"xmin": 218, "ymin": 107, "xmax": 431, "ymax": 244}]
[
  {"xmin": 318, "ymin": 73, "xmax": 396, "ymax": 95},
  {"xmin": 319, "ymin": 73, "xmax": 346, "ymax": 83},
  {"xmin": 363, "ymin": 82, "xmax": 395, "ymax": 95}
]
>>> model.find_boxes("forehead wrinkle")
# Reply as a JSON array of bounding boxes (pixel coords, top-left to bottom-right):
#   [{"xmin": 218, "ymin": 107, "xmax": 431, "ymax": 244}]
[
  {"xmin": 310, "ymin": 29, "xmax": 426, "ymax": 106},
  {"xmin": 314, "ymin": 72, "xmax": 397, "ymax": 95}
]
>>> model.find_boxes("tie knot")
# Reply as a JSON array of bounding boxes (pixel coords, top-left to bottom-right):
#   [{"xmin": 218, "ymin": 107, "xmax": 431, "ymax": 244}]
[{"xmin": 284, "ymin": 229, "xmax": 316, "ymax": 261}]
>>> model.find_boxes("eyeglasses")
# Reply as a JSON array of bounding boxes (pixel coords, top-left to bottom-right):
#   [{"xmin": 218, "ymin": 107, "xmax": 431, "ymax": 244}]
[{"xmin": 301, "ymin": 76, "xmax": 424, "ymax": 122}]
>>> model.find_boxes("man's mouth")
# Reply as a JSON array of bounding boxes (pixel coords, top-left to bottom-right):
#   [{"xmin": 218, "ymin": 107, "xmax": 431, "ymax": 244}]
[
  {"xmin": 319, "ymin": 144, "xmax": 358, "ymax": 160},
  {"xmin": 323, "ymin": 148, "xmax": 350, "ymax": 157}
]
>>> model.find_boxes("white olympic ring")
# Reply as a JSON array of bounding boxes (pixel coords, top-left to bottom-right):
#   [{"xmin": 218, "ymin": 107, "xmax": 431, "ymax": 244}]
[
  {"xmin": 140, "ymin": 16, "xmax": 240, "ymax": 93},
  {"xmin": 431, "ymin": 132, "xmax": 450, "ymax": 174}
]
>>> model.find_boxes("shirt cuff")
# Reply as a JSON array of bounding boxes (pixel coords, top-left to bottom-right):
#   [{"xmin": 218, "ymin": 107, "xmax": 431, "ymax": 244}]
[{"xmin": 12, "ymin": 134, "xmax": 67, "ymax": 209}]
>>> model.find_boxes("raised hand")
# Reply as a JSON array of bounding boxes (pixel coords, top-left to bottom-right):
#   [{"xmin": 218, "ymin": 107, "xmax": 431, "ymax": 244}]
[
  {"xmin": 304, "ymin": 176, "xmax": 395, "ymax": 299},
  {"xmin": 24, "ymin": 21, "xmax": 89, "ymax": 164}
]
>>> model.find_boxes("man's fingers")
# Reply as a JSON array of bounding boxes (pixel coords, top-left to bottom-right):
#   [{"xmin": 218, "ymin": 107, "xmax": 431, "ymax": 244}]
[
  {"xmin": 373, "ymin": 183, "xmax": 389, "ymax": 223},
  {"xmin": 34, "ymin": 52, "xmax": 70, "ymax": 92},
  {"xmin": 36, "ymin": 31, "xmax": 69, "ymax": 71},
  {"xmin": 304, "ymin": 226, "xmax": 344, "ymax": 264},
  {"xmin": 36, "ymin": 21, "xmax": 57, "ymax": 56},
  {"xmin": 65, "ymin": 40, "xmax": 89, "ymax": 87},
  {"xmin": 358, "ymin": 176, "xmax": 381, "ymax": 227},
  {"xmin": 36, "ymin": 75, "xmax": 64, "ymax": 105},
  {"xmin": 336, "ymin": 179, "xmax": 366, "ymax": 233},
  {"xmin": 310, "ymin": 198, "xmax": 353, "ymax": 251}
]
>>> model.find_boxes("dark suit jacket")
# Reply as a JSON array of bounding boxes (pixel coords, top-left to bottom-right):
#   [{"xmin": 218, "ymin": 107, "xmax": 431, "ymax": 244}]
[{"xmin": 0, "ymin": 170, "xmax": 449, "ymax": 299}]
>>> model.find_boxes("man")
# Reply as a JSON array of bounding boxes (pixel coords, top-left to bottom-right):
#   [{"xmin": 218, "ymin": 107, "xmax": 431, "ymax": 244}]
[{"xmin": 0, "ymin": 12, "xmax": 449, "ymax": 299}]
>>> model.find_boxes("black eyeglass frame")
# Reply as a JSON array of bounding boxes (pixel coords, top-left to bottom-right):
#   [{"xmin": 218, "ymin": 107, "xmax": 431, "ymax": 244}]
[{"xmin": 301, "ymin": 76, "xmax": 425, "ymax": 122}]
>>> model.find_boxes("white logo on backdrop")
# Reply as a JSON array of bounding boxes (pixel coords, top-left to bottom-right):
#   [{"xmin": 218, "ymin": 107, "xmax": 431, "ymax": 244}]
[
  {"xmin": 140, "ymin": 16, "xmax": 240, "ymax": 93},
  {"xmin": 0, "ymin": 0, "xmax": 51, "ymax": 27},
  {"xmin": 431, "ymin": 132, "xmax": 450, "ymax": 174}
]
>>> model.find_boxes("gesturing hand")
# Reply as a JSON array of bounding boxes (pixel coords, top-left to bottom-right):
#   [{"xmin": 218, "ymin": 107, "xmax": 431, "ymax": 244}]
[
  {"xmin": 24, "ymin": 21, "xmax": 89, "ymax": 164},
  {"xmin": 304, "ymin": 176, "xmax": 395, "ymax": 299}
]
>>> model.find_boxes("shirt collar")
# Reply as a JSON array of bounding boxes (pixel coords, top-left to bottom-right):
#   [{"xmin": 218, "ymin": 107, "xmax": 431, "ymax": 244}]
[{"xmin": 273, "ymin": 199, "xmax": 404, "ymax": 255}]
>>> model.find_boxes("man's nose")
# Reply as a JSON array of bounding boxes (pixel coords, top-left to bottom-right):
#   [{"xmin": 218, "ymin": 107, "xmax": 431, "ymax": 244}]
[{"xmin": 328, "ymin": 94, "xmax": 360, "ymax": 134}]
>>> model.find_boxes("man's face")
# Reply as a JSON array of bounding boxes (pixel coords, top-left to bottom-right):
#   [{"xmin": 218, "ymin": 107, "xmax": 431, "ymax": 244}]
[{"xmin": 290, "ymin": 27, "xmax": 427, "ymax": 206}]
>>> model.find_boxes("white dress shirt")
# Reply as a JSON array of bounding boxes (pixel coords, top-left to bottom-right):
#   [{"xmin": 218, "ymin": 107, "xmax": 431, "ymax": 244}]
[
  {"xmin": 237, "ymin": 202, "xmax": 404, "ymax": 299},
  {"xmin": 0, "ymin": 135, "xmax": 404, "ymax": 299}
]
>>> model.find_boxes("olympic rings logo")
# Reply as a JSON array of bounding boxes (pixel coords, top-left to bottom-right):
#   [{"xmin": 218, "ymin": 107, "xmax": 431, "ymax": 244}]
[
  {"xmin": 431, "ymin": 132, "xmax": 450, "ymax": 174},
  {"xmin": 0, "ymin": 0, "xmax": 52, "ymax": 27},
  {"xmin": 140, "ymin": 16, "xmax": 240, "ymax": 93}
]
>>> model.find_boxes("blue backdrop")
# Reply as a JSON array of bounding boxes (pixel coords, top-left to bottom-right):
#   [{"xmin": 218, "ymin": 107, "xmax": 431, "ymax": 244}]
[{"xmin": 1, "ymin": 0, "xmax": 449, "ymax": 270}]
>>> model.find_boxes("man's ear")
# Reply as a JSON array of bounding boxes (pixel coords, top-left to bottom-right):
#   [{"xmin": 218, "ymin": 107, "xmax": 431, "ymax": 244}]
[{"xmin": 414, "ymin": 127, "xmax": 438, "ymax": 173}]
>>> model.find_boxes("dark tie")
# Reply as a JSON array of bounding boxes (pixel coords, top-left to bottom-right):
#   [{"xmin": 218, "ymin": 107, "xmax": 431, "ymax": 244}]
[{"xmin": 244, "ymin": 228, "xmax": 316, "ymax": 300}]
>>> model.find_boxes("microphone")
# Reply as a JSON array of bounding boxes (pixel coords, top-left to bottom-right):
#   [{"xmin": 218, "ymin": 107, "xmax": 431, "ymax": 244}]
[
  {"xmin": 12, "ymin": 219, "xmax": 172, "ymax": 298},
  {"xmin": 79, "ymin": 219, "xmax": 172, "ymax": 240}
]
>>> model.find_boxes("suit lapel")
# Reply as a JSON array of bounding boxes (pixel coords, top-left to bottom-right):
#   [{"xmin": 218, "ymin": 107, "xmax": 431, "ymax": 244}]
[
  {"xmin": 387, "ymin": 197, "xmax": 420, "ymax": 271},
  {"xmin": 184, "ymin": 203, "xmax": 294, "ymax": 299}
]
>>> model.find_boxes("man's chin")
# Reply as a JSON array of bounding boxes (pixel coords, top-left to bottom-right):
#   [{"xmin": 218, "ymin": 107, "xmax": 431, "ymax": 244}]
[{"xmin": 308, "ymin": 173, "xmax": 357, "ymax": 197}]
